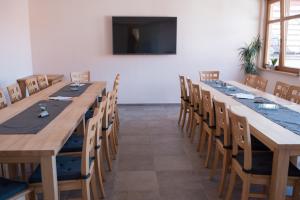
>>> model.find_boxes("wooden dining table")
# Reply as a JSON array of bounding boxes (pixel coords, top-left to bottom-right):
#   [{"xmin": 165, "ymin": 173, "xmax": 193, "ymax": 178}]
[
  {"xmin": 0, "ymin": 81, "xmax": 106, "ymax": 200},
  {"xmin": 199, "ymin": 80, "xmax": 300, "ymax": 200}
]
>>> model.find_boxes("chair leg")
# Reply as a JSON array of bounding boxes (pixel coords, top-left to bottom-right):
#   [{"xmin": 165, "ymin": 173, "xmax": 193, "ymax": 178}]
[
  {"xmin": 91, "ymin": 174, "xmax": 100, "ymax": 200},
  {"xmin": 225, "ymin": 168, "xmax": 237, "ymax": 200},
  {"xmin": 181, "ymin": 106, "xmax": 188, "ymax": 130},
  {"xmin": 21, "ymin": 163, "xmax": 27, "ymax": 180},
  {"xmin": 210, "ymin": 146, "xmax": 220, "ymax": 180},
  {"xmin": 241, "ymin": 176, "xmax": 250, "ymax": 200},
  {"xmin": 114, "ymin": 122, "xmax": 119, "ymax": 146},
  {"xmin": 186, "ymin": 106, "xmax": 192, "ymax": 133},
  {"xmin": 82, "ymin": 180, "xmax": 91, "ymax": 200},
  {"xmin": 292, "ymin": 181, "xmax": 300, "ymax": 200},
  {"xmin": 197, "ymin": 126, "xmax": 206, "ymax": 152},
  {"xmin": 95, "ymin": 149, "xmax": 105, "ymax": 198},
  {"xmin": 109, "ymin": 134, "xmax": 117, "ymax": 160},
  {"xmin": 26, "ymin": 191, "xmax": 36, "ymax": 200},
  {"xmin": 205, "ymin": 133, "xmax": 214, "ymax": 168},
  {"xmin": 188, "ymin": 110, "xmax": 194, "ymax": 137},
  {"xmin": 190, "ymin": 118, "xmax": 196, "ymax": 142},
  {"xmin": 178, "ymin": 103, "xmax": 183, "ymax": 125},
  {"xmin": 100, "ymin": 150, "xmax": 106, "ymax": 182},
  {"xmin": 219, "ymin": 150, "xmax": 230, "ymax": 197},
  {"xmin": 103, "ymin": 135, "xmax": 113, "ymax": 171}
]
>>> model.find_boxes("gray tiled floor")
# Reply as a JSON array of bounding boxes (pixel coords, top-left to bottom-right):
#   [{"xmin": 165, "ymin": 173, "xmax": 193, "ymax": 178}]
[{"xmin": 63, "ymin": 105, "xmax": 242, "ymax": 200}]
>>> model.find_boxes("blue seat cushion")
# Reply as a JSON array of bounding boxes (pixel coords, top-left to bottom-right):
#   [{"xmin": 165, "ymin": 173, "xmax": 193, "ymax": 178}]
[
  {"xmin": 217, "ymin": 135, "xmax": 270, "ymax": 151},
  {"xmin": 29, "ymin": 156, "xmax": 93, "ymax": 183},
  {"xmin": 0, "ymin": 177, "xmax": 28, "ymax": 200},
  {"xmin": 234, "ymin": 151, "xmax": 300, "ymax": 176},
  {"xmin": 85, "ymin": 109, "xmax": 94, "ymax": 121},
  {"xmin": 60, "ymin": 134, "xmax": 83, "ymax": 153}
]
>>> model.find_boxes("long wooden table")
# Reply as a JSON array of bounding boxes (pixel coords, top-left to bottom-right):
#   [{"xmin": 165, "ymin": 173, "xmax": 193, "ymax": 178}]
[
  {"xmin": 199, "ymin": 80, "xmax": 300, "ymax": 200},
  {"xmin": 0, "ymin": 81, "xmax": 106, "ymax": 200}
]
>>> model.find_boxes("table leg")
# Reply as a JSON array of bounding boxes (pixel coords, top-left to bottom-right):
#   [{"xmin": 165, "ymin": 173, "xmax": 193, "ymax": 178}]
[
  {"xmin": 269, "ymin": 148, "xmax": 289, "ymax": 200},
  {"xmin": 41, "ymin": 156, "xmax": 58, "ymax": 200}
]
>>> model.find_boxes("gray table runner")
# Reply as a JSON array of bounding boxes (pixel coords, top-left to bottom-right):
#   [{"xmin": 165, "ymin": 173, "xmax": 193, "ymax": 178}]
[
  {"xmin": 203, "ymin": 80, "xmax": 300, "ymax": 136},
  {"xmin": 0, "ymin": 100, "xmax": 72, "ymax": 134},
  {"xmin": 50, "ymin": 83, "xmax": 92, "ymax": 97}
]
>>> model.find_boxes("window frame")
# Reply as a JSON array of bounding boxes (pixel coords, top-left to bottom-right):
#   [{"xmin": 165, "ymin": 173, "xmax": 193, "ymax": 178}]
[{"xmin": 264, "ymin": 0, "xmax": 300, "ymax": 74}]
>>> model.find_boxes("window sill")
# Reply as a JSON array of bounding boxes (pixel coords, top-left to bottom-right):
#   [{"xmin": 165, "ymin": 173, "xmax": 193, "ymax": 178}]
[{"xmin": 258, "ymin": 67, "xmax": 300, "ymax": 77}]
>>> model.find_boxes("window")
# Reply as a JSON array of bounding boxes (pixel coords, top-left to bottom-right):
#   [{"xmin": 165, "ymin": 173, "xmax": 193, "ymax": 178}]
[{"xmin": 264, "ymin": 0, "xmax": 300, "ymax": 73}]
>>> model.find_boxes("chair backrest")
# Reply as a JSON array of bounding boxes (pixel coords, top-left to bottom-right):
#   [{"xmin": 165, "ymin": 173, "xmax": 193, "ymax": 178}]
[
  {"xmin": 37, "ymin": 75, "xmax": 49, "ymax": 90},
  {"xmin": 192, "ymin": 84, "xmax": 202, "ymax": 115},
  {"xmin": 7, "ymin": 84, "xmax": 23, "ymax": 104},
  {"xmin": 255, "ymin": 76, "xmax": 268, "ymax": 92},
  {"xmin": 244, "ymin": 74, "xmax": 257, "ymax": 88},
  {"xmin": 81, "ymin": 110, "xmax": 98, "ymax": 177},
  {"xmin": 273, "ymin": 81, "xmax": 290, "ymax": 99},
  {"xmin": 94, "ymin": 100, "xmax": 106, "ymax": 151},
  {"xmin": 199, "ymin": 71, "xmax": 220, "ymax": 81},
  {"xmin": 103, "ymin": 92, "xmax": 113, "ymax": 129},
  {"xmin": 179, "ymin": 76, "xmax": 188, "ymax": 100},
  {"xmin": 201, "ymin": 89, "xmax": 215, "ymax": 126},
  {"xmin": 286, "ymin": 85, "xmax": 300, "ymax": 104},
  {"xmin": 113, "ymin": 74, "xmax": 120, "ymax": 91},
  {"xmin": 70, "ymin": 71, "xmax": 90, "ymax": 83},
  {"xmin": 113, "ymin": 74, "xmax": 120, "ymax": 102},
  {"xmin": 25, "ymin": 77, "xmax": 40, "ymax": 96},
  {"xmin": 186, "ymin": 78, "xmax": 194, "ymax": 105},
  {"xmin": 0, "ymin": 90, "xmax": 7, "ymax": 110},
  {"xmin": 213, "ymin": 99, "xmax": 231, "ymax": 147},
  {"xmin": 229, "ymin": 109, "xmax": 252, "ymax": 171}
]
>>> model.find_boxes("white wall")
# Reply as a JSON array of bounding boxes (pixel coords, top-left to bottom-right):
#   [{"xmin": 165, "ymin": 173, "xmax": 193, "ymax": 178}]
[
  {"xmin": 0, "ymin": 0, "xmax": 33, "ymax": 97},
  {"xmin": 28, "ymin": 0, "xmax": 261, "ymax": 104},
  {"xmin": 260, "ymin": 70, "xmax": 300, "ymax": 93}
]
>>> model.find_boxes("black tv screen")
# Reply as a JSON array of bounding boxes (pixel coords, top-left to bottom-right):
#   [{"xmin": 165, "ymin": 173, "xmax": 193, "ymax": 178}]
[{"xmin": 112, "ymin": 17, "xmax": 177, "ymax": 55}]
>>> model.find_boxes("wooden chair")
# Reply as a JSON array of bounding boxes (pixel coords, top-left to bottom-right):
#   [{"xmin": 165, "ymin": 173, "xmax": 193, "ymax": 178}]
[
  {"xmin": 244, "ymin": 74, "xmax": 257, "ymax": 88},
  {"xmin": 185, "ymin": 78, "xmax": 194, "ymax": 133},
  {"xmin": 29, "ymin": 109, "xmax": 101, "ymax": 199},
  {"xmin": 0, "ymin": 89, "xmax": 7, "ymax": 110},
  {"xmin": 225, "ymin": 110, "xmax": 300, "ymax": 200},
  {"xmin": 25, "ymin": 77, "xmax": 40, "ymax": 96},
  {"xmin": 189, "ymin": 84, "xmax": 203, "ymax": 143},
  {"xmin": 102, "ymin": 92, "xmax": 117, "ymax": 171},
  {"xmin": 286, "ymin": 85, "xmax": 300, "ymax": 104},
  {"xmin": 178, "ymin": 76, "xmax": 190, "ymax": 129},
  {"xmin": 197, "ymin": 89, "xmax": 216, "ymax": 168},
  {"xmin": 255, "ymin": 76, "xmax": 268, "ymax": 92},
  {"xmin": 70, "ymin": 71, "xmax": 90, "ymax": 83},
  {"xmin": 0, "ymin": 177, "xmax": 34, "ymax": 200},
  {"xmin": 59, "ymin": 101, "xmax": 106, "ymax": 198},
  {"xmin": 37, "ymin": 75, "xmax": 49, "ymax": 90},
  {"xmin": 113, "ymin": 74, "xmax": 120, "ymax": 133},
  {"xmin": 210, "ymin": 99, "xmax": 231, "ymax": 197},
  {"xmin": 7, "ymin": 83, "xmax": 23, "ymax": 104},
  {"xmin": 273, "ymin": 81, "xmax": 290, "ymax": 99},
  {"xmin": 199, "ymin": 71, "xmax": 220, "ymax": 81},
  {"xmin": 244, "ymin": 75, "xmax": 268, "ymax": 92}
]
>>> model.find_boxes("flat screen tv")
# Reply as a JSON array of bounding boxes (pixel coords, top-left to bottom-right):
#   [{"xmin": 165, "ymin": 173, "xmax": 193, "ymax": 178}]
[{"xmin": 112, "ymin": 17, "xmax": 177, "ymax": 55}]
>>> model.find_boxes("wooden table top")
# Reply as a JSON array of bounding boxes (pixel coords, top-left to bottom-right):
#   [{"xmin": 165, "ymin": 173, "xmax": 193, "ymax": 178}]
[
  {"xmin": 199, "ymin": 80, "xmax": 300, "ymax": 152},
  {"xmin": 0, "ymin": 81, "xmax": 106, "ymax": 157}
]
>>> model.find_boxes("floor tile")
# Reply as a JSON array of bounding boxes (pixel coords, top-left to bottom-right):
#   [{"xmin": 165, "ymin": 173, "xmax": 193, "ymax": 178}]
[{"xmin": 114, "ymin": 171, "xmax": 159, "ymax": 192}]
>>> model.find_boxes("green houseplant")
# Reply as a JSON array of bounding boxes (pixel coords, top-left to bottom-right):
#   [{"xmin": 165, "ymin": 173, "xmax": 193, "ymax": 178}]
[{"xmin": 238, "ymin": 36, "xmax": 262, "ymax": 74}]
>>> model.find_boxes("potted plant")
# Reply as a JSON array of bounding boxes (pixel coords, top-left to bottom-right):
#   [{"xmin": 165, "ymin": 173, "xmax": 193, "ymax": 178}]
[
  {"xmin": 270, "ymin": 58, "xmax": 278, "ymax": 69},
  {"xmin": 238, "ymin": 36, "xmax": 262, "ymax": 74}
]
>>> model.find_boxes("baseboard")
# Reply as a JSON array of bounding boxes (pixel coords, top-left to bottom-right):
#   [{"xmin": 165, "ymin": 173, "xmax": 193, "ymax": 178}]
[{"xmin": 118, "ymin": 103, "xmax": 180, "ymax": 106}]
